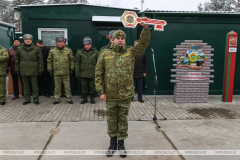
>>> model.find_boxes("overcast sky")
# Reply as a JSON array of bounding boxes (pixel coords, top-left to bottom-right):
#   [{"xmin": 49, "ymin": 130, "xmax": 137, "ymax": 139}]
[
  {"xmin": 40, "ymin": 0, "xmax": 210, "ymax": 11},
  {"xmin": 87, "ymin": 0, "xmax": 209, "ymax": 11}
]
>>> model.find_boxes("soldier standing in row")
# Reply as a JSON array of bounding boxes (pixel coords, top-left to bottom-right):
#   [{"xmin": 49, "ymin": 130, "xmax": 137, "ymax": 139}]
[
  {"xmin": 95, "ymin": 19, "xmax": 150, "ymax": 158},
  {"xmin": 100, "ymin": 30, "xmax": 115, "ymax": 54},
  {"xmin": 36, "ymin": 39, "xmax": 50, "ymax": 97},
  {"xmin": 7, "ymin": 38, "xmax": 24, "ymax": 100},
  {"xmin": 75, "ymin": 37, "xmax": 98, "ymax": 104},
  {"xmin": 47, "ymin": 37, "xmax": 74, "ymax": 104},
  {"xmin": 0, "ymin": 45, "xmax": 9, "ymax": 105},
  {"xmin": 15, "ymin": 34, "xmax": 44, "ymax": 105}
]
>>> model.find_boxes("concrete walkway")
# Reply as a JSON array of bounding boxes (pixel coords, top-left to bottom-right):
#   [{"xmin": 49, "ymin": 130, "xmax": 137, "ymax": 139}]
[
  {"xmin": 1, "ymin": 95, "xmax": 240, "ymax": 122},
  {"xmin": 0, "ymin": 95, "xmax": 240, "ymax": 160},
  {"xmin": 0, "ymin": 120, "xmax": 240, "ymax": 160}
]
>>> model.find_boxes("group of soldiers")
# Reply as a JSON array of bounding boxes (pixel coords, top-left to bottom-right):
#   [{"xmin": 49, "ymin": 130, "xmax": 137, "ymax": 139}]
[
  {"xmin": 0, "ymin": 19, "xmax": 150, "ymax": 158},
  {"xmin": 0, "ymin": 34, "xmax": 101, "ymax": 106}
]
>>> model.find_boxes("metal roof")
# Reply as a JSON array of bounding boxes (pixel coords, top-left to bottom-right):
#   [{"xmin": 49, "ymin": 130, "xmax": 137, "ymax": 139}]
[
  {"xmin": 0, "ymin": 21, "xmax": 16, "ymax": 28},
  {"xmin": 16, "ymin": 3, "xmax": 140, "ymax": 11},
  {"xmin": 92, "ymin": 16, "xmax": 121, "ymax": 22},
  {"xmin": 145, "ymin": 10, "xmax": 238, "ymax": 14}
]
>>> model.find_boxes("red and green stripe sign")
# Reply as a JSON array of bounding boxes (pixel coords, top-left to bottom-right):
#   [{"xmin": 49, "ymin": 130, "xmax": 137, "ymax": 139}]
[{"xmin": 222, "ymin": 31, "xmax": 238, "ymax": 102}]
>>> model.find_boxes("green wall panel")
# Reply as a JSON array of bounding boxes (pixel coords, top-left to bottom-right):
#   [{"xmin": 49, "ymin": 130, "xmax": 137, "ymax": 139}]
[
  {"xmin": 20, "ymin": 4, "xmax": 240, "ymax": 95},
  {"xmin": 0, "ymin": 27, "xmax": 14, "ymax": 49},
  {"xmin": 145, "ymin": 16, "xmax": 240, "ymax": 95}
]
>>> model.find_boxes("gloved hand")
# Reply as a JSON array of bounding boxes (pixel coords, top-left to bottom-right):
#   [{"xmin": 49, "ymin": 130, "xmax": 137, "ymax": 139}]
[
  {"xmin": 70, "ymin": 70, "xmax": 74, "ymax": 75},
  {"xmin": 49, "ymin": 71, "xmax": 53, "ymax": 77},
  {"xmin": 75, "ymin": 73, "xmax": 79, "ymax": 78},
  {"xmin": 17, "ymin": 72, "xmax": 20, "ymax": 76}
]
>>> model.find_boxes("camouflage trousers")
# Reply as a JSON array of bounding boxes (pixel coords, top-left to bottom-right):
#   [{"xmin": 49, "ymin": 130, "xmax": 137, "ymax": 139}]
[
  {"xmin": 81, "ymin": 78, "xmax": 95, "ymax": 94},
  {"xmin": 0, "ymin": 76, "xmax": 6, "ymax": 103},
  {"xmin": 54, "ymin": 75, "xmax": 72, "ymax": 102},
  {"xmin": 22, "ymin": 76, "xmax": 39, "ymax": 102},
  {"xmin": 106, "ymin": 98, "xmax": 131, "ymax": 140}
]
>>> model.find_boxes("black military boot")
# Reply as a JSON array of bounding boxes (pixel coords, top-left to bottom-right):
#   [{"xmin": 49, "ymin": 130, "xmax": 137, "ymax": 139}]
[
  {"xmin": 90, "ymin": 93, "xmax": 95, "ymax": 104},
  {"xmin": 53, "ymin": 101, "xmax": 60, "ymax": 105},
  {"xmin": 23, "ymin": 101, "xmax": 30, "ymax": 105},
  {"xmin": 118, "ymin": 140, "xmax": 126, "ymax": 158},
  {"xmin": 34, "ymin": 101, "xmax": 39, "ymax": 105},
  {"xmin": 106, "ymin": 137, "xmax": 117, "ymax": 157},
  {"xmin": 0, "ymin": 102, "xmax": 5, "ymax": 105},
  {"xmin": 67, "ymin": 101, "xmax": 73, "ymax": 104},
  {"xmin": 80, "ymin": 95, "xmax": 88, "ymax": 104}
]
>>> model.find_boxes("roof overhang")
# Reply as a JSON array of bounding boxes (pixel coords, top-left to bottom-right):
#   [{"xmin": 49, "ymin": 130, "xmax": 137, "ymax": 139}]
[
  {"xmin": 92, "ymin": 16, "xmax": 121, "ymax": 22},
  {"xmin": 0, "ymin": 21, "xmax": 16, "ymax": 28},
  {"xmin": 144, "ymin": 10, "xmax": 240, "ymax": 17},
  {"xmin": 16, "ymin": 3, "xmax": 140, "ymax": 11}
]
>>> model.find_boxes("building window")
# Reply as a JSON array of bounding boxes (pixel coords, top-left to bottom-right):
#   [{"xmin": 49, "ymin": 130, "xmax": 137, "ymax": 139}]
[{"xmin": 38, "ymin": 28, "xmax": 68, "ymax": 46}]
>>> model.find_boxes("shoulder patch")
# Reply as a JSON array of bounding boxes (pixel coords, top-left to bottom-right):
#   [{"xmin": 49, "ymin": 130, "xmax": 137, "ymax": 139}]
[
  {"xmin": 123, "ymin": 53, "xmax": 131, "ymax": 57},
  {"xmin": 105, "ymin": 56, "xmax": 114, "ymax": 59}
]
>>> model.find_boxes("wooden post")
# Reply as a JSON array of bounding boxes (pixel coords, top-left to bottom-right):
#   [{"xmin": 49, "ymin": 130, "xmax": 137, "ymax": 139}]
[{"xmin": 222, "ymin": 31, "xmax": 238, "ymax": 102}]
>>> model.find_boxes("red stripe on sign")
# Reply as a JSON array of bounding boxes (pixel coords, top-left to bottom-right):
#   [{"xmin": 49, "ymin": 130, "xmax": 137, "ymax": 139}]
[
  {"xmin": 228, "ymin": 52, "xmax": 237, "ymax": 102},
  {"xmin": 223, "ymin": 33, "xmax": 231, "ymax": 101}
]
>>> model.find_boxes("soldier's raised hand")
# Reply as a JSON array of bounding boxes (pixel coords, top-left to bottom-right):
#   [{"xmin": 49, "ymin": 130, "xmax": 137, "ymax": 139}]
[{"xmin": 139, "ymin": 17, "xmax": 149, "ymax": 29}]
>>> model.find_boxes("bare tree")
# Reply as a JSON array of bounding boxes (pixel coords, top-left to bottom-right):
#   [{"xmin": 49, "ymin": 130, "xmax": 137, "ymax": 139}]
[
  {"xmin": 198, "ymin": 0, "xmax": 236, "ymax": 11},
  {"xmin": 235, "ymin": 0, "xmax": 240, "ymax": 12},
  {"xmin": 197, "ymin": 3, "xmax": 204, "ymax": 11}
]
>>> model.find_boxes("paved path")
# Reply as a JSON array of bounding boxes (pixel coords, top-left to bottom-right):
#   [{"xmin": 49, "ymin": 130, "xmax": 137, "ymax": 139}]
[{"xmin": 0, "ymin": 95, "xmax": 240, "ymax": 123}]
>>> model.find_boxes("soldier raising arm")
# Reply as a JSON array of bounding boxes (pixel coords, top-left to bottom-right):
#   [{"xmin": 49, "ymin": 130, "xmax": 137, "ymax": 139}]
[{"xmin": 95, "ymin": 17, "xmax": 150, "ymax": 158}]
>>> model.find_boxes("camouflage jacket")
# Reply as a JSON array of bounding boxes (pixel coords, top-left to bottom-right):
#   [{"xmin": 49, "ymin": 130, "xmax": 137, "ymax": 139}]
[
  {"xmin": 100, "ymin": 42, "xmax": 111, "ymax": 54},
  {"xmin": 47, "ymin": 46, "xmax": 74, "ymax": 75},
  {"xmin": 95, "ymin": 28, "xmax": 151, "ymax": 100},
  {"xmin": 0, "ymin": 45, "xmax": 9, "ymax": 76},
  {"xmin": 75, "ymin": 47, "xmax": 98, "ymax": 78},
  {"xmin": 15, "ymin": 43, "xmax": 44, "ymax": 76}
]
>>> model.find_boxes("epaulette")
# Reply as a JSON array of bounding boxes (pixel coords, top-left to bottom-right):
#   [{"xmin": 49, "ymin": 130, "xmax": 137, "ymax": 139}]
[
  {"xmin": 101, "ymin": 49, "xmax": 111, "ymax": 55},
  {"xmin": 49, "ymin": 47, "xmax": 56, "ymax": 51}
]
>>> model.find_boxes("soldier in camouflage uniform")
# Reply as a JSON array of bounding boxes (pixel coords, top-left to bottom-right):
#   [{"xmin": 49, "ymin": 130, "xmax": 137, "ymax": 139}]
[
  {"xmin": 47, "ymin": 37, "xmax": 74, "ymax": 104},
  {"xmin": 15, "ymin": 34, "xmax": 44, "ymax": 105},
  {"xmin": 95, "ymin": 18, "xmax": 150, "ymax": 158},
  {"xmin": 60, "ymin": 38, "xmax": 70, "ymax": 97},
  {"xmin": 100, "ymin": 30, "xmax": 115, "ymax": 54},
  {"xmin": 0, "ymin": 45, "xmax": 9, "ymax": 105},
  {"xmin": 75, "ymin": 37, "xmax": 98, "ymax": 104}
]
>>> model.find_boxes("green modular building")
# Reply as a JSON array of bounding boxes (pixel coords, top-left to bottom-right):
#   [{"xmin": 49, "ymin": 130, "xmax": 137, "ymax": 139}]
[
  {"xmin": 16, "ymin": 3, "xmax": 138, "ymax": 95},
  {"xmin": 16, "ymin": 3, "xmax": 240, "ymax": 95},
  {"xmin": 0, "ymin": 21, "xmax": 16, "ymax": 49},
  {"xmin": 143, "ymin": 10, "xmax": 240, "ymax": 95}
]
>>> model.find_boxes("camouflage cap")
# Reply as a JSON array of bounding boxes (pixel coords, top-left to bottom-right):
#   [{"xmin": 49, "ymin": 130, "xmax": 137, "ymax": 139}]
[
  {"xmin": 23, "ymin": 34, "xmax": 33, "ymax": 40},
  {"xmin": 112, "ymin": 29, "xmax": 126, "ymax": 40},
  {"xmin": 55, "ymin": 37, "xmax": 65, "ymax": 42},
  {"xmin": 83, "ymin": 37, "xmax": 92, "ymax": 45},
  {"xmin": 109, "ymin": 30, "xmax": 116, "ymax": 39}
]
